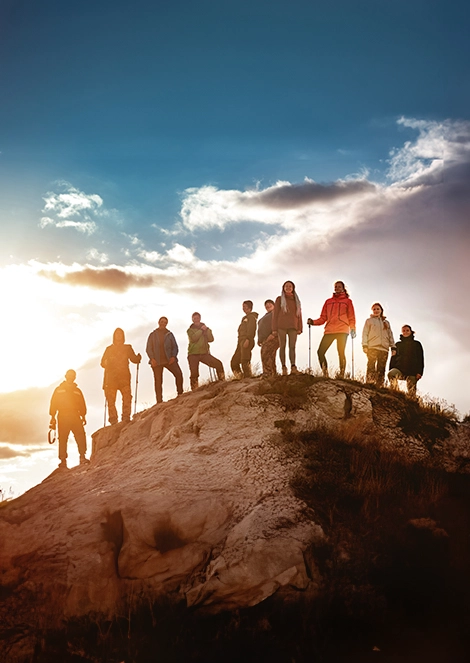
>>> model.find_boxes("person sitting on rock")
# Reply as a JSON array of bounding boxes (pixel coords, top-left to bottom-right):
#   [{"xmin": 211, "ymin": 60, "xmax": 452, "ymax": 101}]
[
  {"xmin": 146, "ymin": 317, "xmax": 184, "ymax": 403},
  {"xmin": 257, "ymin": 299, "xmax": 279, "ymax": 377},
  {"xmin": 230, "ymin": 300, "xmax": 258, "ymax": 379},
  {"xmin": 101, "ymin": 328, "xmax": 141, "ymax": 424},
  {"xmin": 387, "ymin": 324, "xmax": 424, "ymax": 397},
  {"xmin": 187, "ymin": 312, "xmax": 225, "ymax": 390},
  {"xmin": 49, "ymin": 369, "xmax": 89, "ymax": 470}
]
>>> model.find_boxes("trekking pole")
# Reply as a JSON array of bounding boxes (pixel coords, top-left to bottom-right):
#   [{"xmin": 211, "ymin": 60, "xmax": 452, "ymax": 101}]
[
  {"xmin": 308, "ymin": 323, "xmax": 312, "ymax": 373},
  {"xmin": 134, "ymin": 362, "xmax": 140, "ymax": 416},
  {"xmin": 351, "ymin": 334, "xmax": 355, "ymax": 380},
  {"xmin": 103, "ymin": 397, "xmax": 107, "ymax": 427}
]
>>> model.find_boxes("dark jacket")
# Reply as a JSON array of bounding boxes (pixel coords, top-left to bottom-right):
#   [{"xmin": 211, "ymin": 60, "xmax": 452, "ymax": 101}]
[
  {"xmin": 49, "ymin": 381, "xmax": 87, "ymax": 418},
  {"xmin": 237, "ymin": 311, "xmax": 258, "ymax": 341},
  {"xmin": 389, "ymin": 333, "xmax": 424, "ymax": 377},
  {"xmin": 258, "ymin": 311, "xmax": 273, "ymax": 344},
  {"xmin": 101, "ymin": 331, "xmax": 140, "ymax": 388},
  {"xmin": 146, "ymin": 328, "xmax": 179, "ymax": 365}
]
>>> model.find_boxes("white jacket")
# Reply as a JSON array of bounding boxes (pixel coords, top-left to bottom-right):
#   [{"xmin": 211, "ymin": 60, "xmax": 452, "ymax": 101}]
[{"xmin": 362, "ymin": 316, "xmax": 395, "ymax": 352}]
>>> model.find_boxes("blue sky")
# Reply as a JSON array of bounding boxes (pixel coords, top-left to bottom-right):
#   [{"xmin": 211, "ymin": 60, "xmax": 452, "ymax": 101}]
[{"xmin": 1, "ymin": 0, "xmax": 470, "ymax": 494}]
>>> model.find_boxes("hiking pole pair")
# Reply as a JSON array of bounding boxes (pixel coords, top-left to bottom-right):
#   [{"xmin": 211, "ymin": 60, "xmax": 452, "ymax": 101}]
[{"xmin": 308, "ymin": 322, "xmax": 312, "ymax": 374}]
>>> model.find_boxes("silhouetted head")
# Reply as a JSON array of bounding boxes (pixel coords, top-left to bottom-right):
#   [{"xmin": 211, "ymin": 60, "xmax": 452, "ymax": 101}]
[
  {"xmin": 65, "ymin": 369, "xmax": 76, "ymax": 383},
  {"xmin": 192, "ymin": 312, "xmax": 201, "ymax": 324},
  {"xmin": 242, "ymin": 300, "xmax": 253, "ymax": 313},
  {"xmin": 113, "ymin": 328, "xmax": 125, "ymax": 344},
  {"xmin": 158, "ymin": 317, "xmax": 168, "ymax": 329}
]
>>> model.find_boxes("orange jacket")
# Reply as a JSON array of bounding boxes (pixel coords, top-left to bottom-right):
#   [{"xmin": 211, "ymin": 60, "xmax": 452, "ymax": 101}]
[{"xmin": 312, "ymin": 292, "xmax": 356, "ymax": 334}]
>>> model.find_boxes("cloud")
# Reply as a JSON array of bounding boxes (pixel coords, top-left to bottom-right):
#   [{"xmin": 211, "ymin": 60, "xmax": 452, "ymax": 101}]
[
  {"xmin": 180, "ymin": 178, "xmax": 377, "ymax": 232},
  {"xmin": 0, "ymin": 387, "xmax": 50, "ymax": 445},
  {"xmin": 39, "ymin": 266, "xmax": 159, "ymax": 293},
  {"xmin": 39, "ymin": 182, "xmax": 106, "ymax": 235},
  {"xmin": 0, "ymin": 446, "xmax": 31, "ymax": 460}
]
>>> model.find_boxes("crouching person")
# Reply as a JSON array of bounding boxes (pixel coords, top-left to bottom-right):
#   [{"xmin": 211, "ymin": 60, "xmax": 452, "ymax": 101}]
[
  {"xmin": 387, "ymin": 325, "xmax": 424, "ymax": 397},
  {"xmin": 231, "ymin": 300, "xmax": 258, "ymax": 378},
  {"xmin": 187, "ymin": 312, "xmax": 225, "ymax": 390},
  {"xmin": 49, "ymin": 369, "xmax": 88, "ymax": 469}
]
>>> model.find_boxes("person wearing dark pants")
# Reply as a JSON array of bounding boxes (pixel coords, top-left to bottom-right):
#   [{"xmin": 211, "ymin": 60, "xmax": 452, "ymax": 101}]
[
  {"xmin": 258, "ymin": 299, "xmax": 279, "ymax": 377},
  {"xmin": 362, "ymin": 303, "xmax": 396, "ymax": 388},
  {"xmin": 187, "ymin": 312, "xmax": 225, "ymax": 390},
  {"xmin": 272, "ymin": 281, "xmax": 303, "ymax": 375},
  {"xmin": 101, "ymin": 328, "xmax": 141, "ymax": 424},
  {"xmin": 387, "ymin": 325, "xmax": 424, "ymax": 397},
  {"xmin": 231, "ymin": 300, "xmax": 258, "ymax": 378},
  {"xmin": 49, "ymin": 369, "xmax": 89, "ymax": 470},
  {"xmin": 146, "ymin": 317, "xmax": 184, "ymax": 403},
  {"xmin": 307, "ymin": 281, "xmax": 356, "ymax": 378}
]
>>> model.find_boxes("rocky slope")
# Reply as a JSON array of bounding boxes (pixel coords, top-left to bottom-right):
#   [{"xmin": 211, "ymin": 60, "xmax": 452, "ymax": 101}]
[{"xmin": 1, "ymin": 375, "xmax": 469, "ymax": 662}]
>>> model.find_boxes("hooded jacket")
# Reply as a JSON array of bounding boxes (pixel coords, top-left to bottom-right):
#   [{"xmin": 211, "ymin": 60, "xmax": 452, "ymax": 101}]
[
  {"xmin": 49, "ymin": 381, "xmax": 86, "ymax": 418},
  {"xmin": 362, "ymin": 316, "xmax": 395, "ymax": 353},
  {"xmin": 389, "ymin": 333, "xmax": 424, "ymax": 377},
  {"xmin": 237, "ymin": 311, "xmax": 258, "ymax": 341},
  {"xmin": 146, "ymin": 328, "xmax": 179, "ymax": 365},
  {"xmin": 101, "ymin": 329, "xmax": 140, "ymax": 387},
  {"xmin": 187, "ymin": 324, "xmax": 214, "ymax": 355},
  {"xmin": 312, "ymin": 292, "xmax": 356, "ymax": 334}
]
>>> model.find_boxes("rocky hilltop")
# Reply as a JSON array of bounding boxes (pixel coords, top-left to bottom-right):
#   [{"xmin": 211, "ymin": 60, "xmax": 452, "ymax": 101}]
[{"xmin": 1, "ymin": 375, "xmax": 470, "ymax": 662}]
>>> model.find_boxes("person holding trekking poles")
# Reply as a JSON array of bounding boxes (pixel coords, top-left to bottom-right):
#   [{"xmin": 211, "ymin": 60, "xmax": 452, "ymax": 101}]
[
  {"xmin": 307, "ymin": 280, "xmax": 356, "ymax": 378},
  {"xmin": 101, "ymin": 328, "xmax": 141, "ymax": 424}
]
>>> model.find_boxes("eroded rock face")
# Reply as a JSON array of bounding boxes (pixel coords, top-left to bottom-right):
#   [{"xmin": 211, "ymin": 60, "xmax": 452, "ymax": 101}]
[{"xmin": 0, "ymin": 376, "xmax": 468, "ymax": 661}]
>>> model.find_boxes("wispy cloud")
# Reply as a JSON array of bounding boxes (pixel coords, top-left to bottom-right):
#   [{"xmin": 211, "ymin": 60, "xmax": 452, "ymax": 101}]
[{"xmin": 39, "ymin": 182, "xmax": 106, "ymax": 235}]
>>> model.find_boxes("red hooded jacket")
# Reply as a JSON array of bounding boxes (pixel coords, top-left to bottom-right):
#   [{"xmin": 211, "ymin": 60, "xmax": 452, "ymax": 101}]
[{"xmin": 313, "ymin": 292, "xmax": 356, "ymax": 334}]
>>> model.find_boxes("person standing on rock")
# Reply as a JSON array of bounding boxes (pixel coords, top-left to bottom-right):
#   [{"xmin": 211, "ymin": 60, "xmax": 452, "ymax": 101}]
[
  {"xmin": 272, "ymin": 281, "xmax": 303, "ymax": 375},
  {"xmin": 307, "ymin": 281, "xmax": 356, "ymax": 378},
  {"xmin": 362, "ymin": 303, "xmax": 396, "ymax": 388},
  {"xmin": 49, "ymin": 369, "xmax": 89, "ymax": 470},
  {"xmin": 258, "ymin": 299, "xmax": 279, "ymax": 377},
  {"xmin": 146, "ymin": 317, "xmax": 184, "ymax": 403},
  {"xmin": 387, "ymin": 325, "xmax": 424, "ymax": 397},
  {"xmin": 187, "ymin": 312, "xmax": 225, "ymax": 390},
  {"xmin": 231, "ymin": 300, "xmax": 258, "ymax": 378},
  {"xmin": 101, "ymin": 328, "xmax": 141, "ymax": 424}
]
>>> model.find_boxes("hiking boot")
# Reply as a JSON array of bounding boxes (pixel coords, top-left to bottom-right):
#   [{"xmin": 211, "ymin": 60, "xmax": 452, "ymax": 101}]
[
  {"xmin": 322, "ymin": 366, "xmax": 329, "ymax": 378},
  {"xmin": 218, "ymin": 372, "xmax": 226, "ymax": 381},
  {"xmin": 291, "ymin": 365, "xmax": 300, "ymax": 375},
  {"xmin": 121, "ymin": 416, "xmax": 131, "ymax": 424},
  {"xmin": 282, "ymin": 366, "xmax": 288, "ymax": 376},
  {"xmin": 80, "ymin": 456, "xmax": 90, "ymax": 466},
  {"xmin": 58, "ymin": 460, "xmax": 67, "ymax": 470}
]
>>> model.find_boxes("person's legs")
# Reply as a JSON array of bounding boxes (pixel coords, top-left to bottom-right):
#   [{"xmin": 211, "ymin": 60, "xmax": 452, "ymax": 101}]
[
  {"xmin": 387, "ymin": 367, "xmax": 403, "ymax": 389},
  {"xmin": 166, "ymin": 361, "xmax": 184, "ymax": 395},
  {"xmin": 336, "ymin": 333, "xmax": 348, "ymax": 376},
  {"xmin": 120, "ymin": 382, "xmax": 132, "ymax": 421},
  {"xmin": 188, "ymin": 354, "xmax": 200, "ymax": 390},
  {"xmin": 104, "ymin": 385, "xmax": 118, "ymax": 424},
  {"xmin": 231, "ymin": 342, "xmax": 242, "ymax": 376},
  {"xmin": 70, "ymin": 416, "xmax": 87, "ymax": 458},
  {"xmin": 57, "ymin": 416, "xmax": 71, "ymax": 462},
  {"xmin": 199, "ymin": 353, "xmax": 225, "ymax": 380},
  {"xmin": 261, "ymin": 336, "xmax": 279, "ymax": 376},
  {"xmin": 151, "ymin": 365, "xmax": 164, "ymax": 403},
  {"xmin": 287, "ymin": 328, "xmax": 298, "ymax": 368},
  {"xmin": 375, "ymin": 351, "xmax": 389, "ymax": 388},
  {"xmin": 366, "ymin": 348, "xmax": 379, "ymax": 383},
  {"xmin": 317, "ymin": 334, "xmax": 336, "ymax": 375},
  {"xmin": 278, "ymin": 329, "xmax": 287, "ymax": 368},
  {"xmin": 406, "ymin": 375, "xmax": 418, "ymax": 397},
  {"xmin": 240, "ymin": 339, "xmax": 254, "ymax": 377}
]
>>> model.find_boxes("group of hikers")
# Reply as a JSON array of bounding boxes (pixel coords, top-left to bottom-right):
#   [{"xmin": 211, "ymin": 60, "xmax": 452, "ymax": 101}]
[{"xmin": 49, "ymin": 280, "xmax": 424, "ymax": 469}]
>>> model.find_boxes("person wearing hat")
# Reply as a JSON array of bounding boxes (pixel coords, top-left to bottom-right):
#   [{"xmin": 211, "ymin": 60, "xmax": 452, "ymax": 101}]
[
  {"xmin": 387, "ymin": 325, "xmax": 424, "ymax": 397},
  {"xmin": 49, "ymin": 369, "xmax": 88, "ymax": 470}
]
